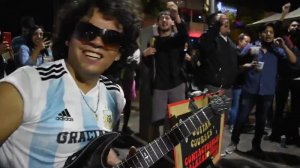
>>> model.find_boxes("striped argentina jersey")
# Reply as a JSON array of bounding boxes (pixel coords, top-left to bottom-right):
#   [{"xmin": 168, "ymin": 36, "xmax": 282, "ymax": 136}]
[{"xmin": 0, "ymin": 59, "xmax": 125, "ymax": 168}]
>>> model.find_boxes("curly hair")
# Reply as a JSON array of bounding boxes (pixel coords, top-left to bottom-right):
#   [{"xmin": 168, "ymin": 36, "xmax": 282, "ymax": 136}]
[{"xmin": 52, "ymin": 0, "xmax": 143, "ymax": 62}]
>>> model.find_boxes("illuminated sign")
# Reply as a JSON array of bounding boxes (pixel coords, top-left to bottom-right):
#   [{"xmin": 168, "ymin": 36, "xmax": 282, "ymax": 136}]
[{"xmin": 217, "ymin": 2, "xmax": 237, "ymax": 16}]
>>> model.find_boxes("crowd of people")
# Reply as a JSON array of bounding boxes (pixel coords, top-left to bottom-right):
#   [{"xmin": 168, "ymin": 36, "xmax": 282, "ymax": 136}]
[
  {"xmin": 0, "ymin": 0, "xmax": 299, "ymax": 167},
  {"xmin": 224, "ymin": 3, "xmax": 300, "ymax": 155},
  {"xmin": 0, "ymin": 15, "xmax": 53, "ymax": 74}
]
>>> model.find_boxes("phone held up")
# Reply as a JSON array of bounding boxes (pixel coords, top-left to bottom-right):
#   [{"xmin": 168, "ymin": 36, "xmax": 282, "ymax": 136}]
[
  {"xmin": 43, "ymin": 32, "xmax": 52, "ymax": 41},
  {"xmin": 1, "ymin": 32, "xmax": 13, "ymax": 60},
  {"xmin": 43, "ymin": 32, "xmax": 52, "ymax": 49},
  {"xmin": 2, "ymin": 32, "xmax": 12, "ymax": 46}
]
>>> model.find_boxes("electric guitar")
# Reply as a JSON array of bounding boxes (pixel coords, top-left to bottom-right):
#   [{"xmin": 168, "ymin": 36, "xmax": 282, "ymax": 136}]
[{"xmin": 64, "ymin": 94, "xmax": 230, "ymax": 168}]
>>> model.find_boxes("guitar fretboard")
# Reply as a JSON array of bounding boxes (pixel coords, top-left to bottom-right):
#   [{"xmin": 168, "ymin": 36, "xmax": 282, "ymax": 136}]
[{"xmin": 113, "ymin": 105, "xmax": 216, "ymax": 168}]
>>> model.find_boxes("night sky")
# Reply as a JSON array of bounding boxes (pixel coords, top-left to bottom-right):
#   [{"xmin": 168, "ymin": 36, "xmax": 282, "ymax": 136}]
[
  {"xmin": 221, "ymin": 0, "xmax": 300, "ymax": 12},
  {"xmin": 0, "ymin": 0, "xmax": 300, "ymax": 38},
  {"xmin": 0, "ymin": 0, "xmax": 59, "ymax": 37}
]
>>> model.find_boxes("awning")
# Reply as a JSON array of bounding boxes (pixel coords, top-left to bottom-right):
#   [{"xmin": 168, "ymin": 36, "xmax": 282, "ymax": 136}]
[
  {"xmin": 286, "ymin": 7, "xmax": 300, "ymax": 19},
  {"xmin": 248, "ymin": 7, "xmax": 300, "ymax": 26},
  {"xmin": 247, "ymin": 13, "xmax": 281, "ymax": 26}
]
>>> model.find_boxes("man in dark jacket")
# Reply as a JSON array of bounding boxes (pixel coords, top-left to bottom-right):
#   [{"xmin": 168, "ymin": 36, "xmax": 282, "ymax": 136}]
[
  {"xmin": 142, "ymin": 1, "xmax": 189, "ymax": 138},
  {"xmin": 195, "ymin": 13, "xmax": 238, "ymax": 92}
]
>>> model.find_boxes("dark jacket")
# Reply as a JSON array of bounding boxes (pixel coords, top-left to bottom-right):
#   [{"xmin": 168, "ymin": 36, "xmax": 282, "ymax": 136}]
[
  {"xmin": 195, "ymin": 22, "xmax": 238, "ymax": 89},
  {"xmin": 278, "ymin": 36, "xmax": 300, "ymax": 79},
  {"xmin": 142, "ymin": 22, "xmax": 189, "ymax": 90},
  {"xmin": 0, "ymin": 56, "xmax": 16, "ymax": 79},
  {"xmin": 275, "ymin": 21, "xmax": 300, "ymax": 80}
]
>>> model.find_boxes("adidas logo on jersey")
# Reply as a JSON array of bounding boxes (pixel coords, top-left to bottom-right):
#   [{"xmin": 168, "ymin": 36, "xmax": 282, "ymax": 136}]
[{"xmin": 56, "ymin": 109, "xmax": 74, "ymax": 121}]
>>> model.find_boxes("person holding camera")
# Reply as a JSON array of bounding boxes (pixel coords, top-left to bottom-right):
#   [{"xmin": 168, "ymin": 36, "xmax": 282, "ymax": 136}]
[
  {"xmin": 225, "ymin": 22, "xmax": 297, "ymax": 154},
  {"xmin": 18, "ymin": 25, "xmax": 53, "ymax": 66},
  {"xmin": 0, "ymin": 31, "xmax": 16, "ymax": 78},
  {"xmin": 268, "ymin": 19, "xmax": 300, "ymax": 145}
]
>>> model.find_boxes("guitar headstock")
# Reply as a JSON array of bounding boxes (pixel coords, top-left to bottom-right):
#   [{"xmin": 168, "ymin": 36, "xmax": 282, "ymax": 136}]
[{"xmin": 208, "ymin": 94, "xmax": 231, "ymax": 115}]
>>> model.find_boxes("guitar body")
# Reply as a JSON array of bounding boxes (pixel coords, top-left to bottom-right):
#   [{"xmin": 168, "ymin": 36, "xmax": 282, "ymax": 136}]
[
  {"xmin": 63, "ymin": 94, "xmax": 229, "ymax": 168},
  {"xmin": 64, "ymin": 132, "xmax": 120, "ymax": 168}
]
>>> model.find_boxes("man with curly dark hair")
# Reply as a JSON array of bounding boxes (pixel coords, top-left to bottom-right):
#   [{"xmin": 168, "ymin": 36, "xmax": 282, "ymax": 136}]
[{"xmin": 0, "ymin": 0, "xmax": 142, "ymax": 167}]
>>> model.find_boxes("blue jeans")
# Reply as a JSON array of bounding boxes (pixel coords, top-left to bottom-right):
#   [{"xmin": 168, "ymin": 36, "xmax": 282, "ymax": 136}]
[
  {"xmin": 229, "ymin": 88, "xmax": 242, "ymax": 126},
  {"xmin": 231, "ymin": 91, "xmax": 274, "ymax": 146}
]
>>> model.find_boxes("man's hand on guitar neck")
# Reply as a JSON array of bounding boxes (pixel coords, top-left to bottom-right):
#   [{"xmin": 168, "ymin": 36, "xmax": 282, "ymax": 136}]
[
  {"xmin": 107, "ymin": 149, "xmax": 122, "ymax": 166},
  {"xmin": 127, "ymin": 146, "xmax": 137, "ymax": 159},
  {"xmin": 107, "ymin": 146, "xmax": 137, "ymax": 166}
]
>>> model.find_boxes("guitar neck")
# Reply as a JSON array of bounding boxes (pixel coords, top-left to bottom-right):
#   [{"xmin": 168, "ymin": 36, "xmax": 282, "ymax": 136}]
[{"xmin": 114, "ymin": 105, "xmax": 215, "ymax": 168}]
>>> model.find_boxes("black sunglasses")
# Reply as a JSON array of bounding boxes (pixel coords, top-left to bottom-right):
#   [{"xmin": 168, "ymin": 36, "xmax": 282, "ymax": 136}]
[{"xmin": 73, "ymin": 22, "xmax": 124, "ymax": 50}]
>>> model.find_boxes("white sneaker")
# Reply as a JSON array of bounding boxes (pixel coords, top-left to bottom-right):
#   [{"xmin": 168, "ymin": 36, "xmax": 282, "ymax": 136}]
[
  {"xmin": 229, "ymin": 125, "xmax": 234, "ymax": 133},
  {"xmin": 225, "ymin": 142, "xmax": 237, "ymax": 154}
]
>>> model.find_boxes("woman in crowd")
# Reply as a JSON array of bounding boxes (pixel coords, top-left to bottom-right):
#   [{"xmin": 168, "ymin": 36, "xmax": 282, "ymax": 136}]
[{"xmin": 19, "ymin": 25, "xmax": 53, "ymax": 66}]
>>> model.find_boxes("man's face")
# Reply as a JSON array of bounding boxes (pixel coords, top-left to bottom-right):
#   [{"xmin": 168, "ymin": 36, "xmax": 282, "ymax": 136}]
[
  {"xmin": 219, "ymin": 14, "xmax": 230, "ymax": 36},
  {"xmin": 157, "ymin": 14, "xmax": 174, "ymax": 32},
  {"xmin": 21, "ymin": 27, "xmax": 30, "ymax": 36},
  {"xmin": 67, "ymin": 8, "xmax": 123, "ymax": 78},
  {"xmin": 261, "ymin": 26, "xmax": 274, "ymax": 43},
  {"xmin": 288, "ymin": 21, "xmax": 299, "ymax": 33},
  {"xmin": 239, "ymin": 36, "xmax": 251, "ymax": 49},
  {"xmin": 32, "ymin": 28, "xmax": 44, "ymax": 46}
]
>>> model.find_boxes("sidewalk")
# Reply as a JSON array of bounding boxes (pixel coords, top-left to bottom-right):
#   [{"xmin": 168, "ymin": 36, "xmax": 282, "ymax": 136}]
[
  {"xmin": 115, "ymin": 102, "xmax": 300, "ymax": 168},
  {"xmin": 218, "ymin": 126, "xmax": 300, "ymax": 168}
]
